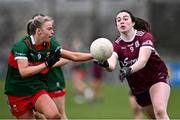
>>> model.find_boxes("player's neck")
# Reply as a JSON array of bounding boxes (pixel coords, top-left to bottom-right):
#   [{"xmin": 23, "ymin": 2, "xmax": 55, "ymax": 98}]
[
  {"xmin": 120, "ymin": 28, "xmax": 136, "ymax": 42},
  {"xmin": 33, "ymin": 35, "xmax": 44, "ymax": 45}
]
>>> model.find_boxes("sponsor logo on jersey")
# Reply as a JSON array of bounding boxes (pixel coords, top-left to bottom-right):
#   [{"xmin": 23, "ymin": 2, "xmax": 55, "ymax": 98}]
[
  {"xmin": 47, "ymin": 52, "xmax": 50, "ymax": 58},
  {"xmin": 121, "ymin": 46, "xmax": 126, "ymax": 49},
  {"xmin": 15, "ymin": 52, "xmax": 26, "ymax": 57},
  {"xmin": 121, "ymin": 57, "xmax": 138, "ymax": 66}
]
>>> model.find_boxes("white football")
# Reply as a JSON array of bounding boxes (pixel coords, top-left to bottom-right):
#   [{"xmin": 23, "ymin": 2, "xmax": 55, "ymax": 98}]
[{"xmin": 90, "ymin": 38, "xmax": 113, "ymax": 61}]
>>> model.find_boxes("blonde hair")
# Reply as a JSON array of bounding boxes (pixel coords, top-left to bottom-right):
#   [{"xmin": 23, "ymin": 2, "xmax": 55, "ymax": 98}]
[{"xmin": 27, "ymin": 15, "xmax": 54, "ymax": 35}]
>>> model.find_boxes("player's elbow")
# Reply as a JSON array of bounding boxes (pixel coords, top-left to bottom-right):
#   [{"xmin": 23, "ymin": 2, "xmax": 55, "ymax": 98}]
[
  {"xmin": 106, "ymin": 68, "xmax": 113, "ymax": 72},
  {"xmin": 106, "ymin": 65, "xmax": 115, "ymax": 72},
  {"xmin": 19, "ymin": 72, "xmax": 28, "ymax": 78},
  {"xmin": 70, "ymin": 56, "xmax": 79, "ymax": 62},
  {"xmin": 19, "ymin": 70, "xmax": 30, "ymax": 78}
]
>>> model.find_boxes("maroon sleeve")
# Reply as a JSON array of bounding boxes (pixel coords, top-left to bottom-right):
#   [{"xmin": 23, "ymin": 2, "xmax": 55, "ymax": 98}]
[{"xmin": 140, "ymin": 32, "xmax": 154, "ymax": 49}]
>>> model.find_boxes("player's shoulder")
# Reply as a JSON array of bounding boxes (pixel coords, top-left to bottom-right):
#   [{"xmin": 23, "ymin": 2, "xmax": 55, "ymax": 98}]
[
  {"xmin": 50, "ymin": 36, "xmax": 62, "ymax": 49},
  {"xmin": 136, "ymin": 29, "xmax": 152, "ymax": 38},
  {"xmin": 50, "ymin": 36, "xmax": 59, "ymax": 44},
  {"xmin": 114, "ymin": 36, "xmax": 121, "ymax": 44},
  {"xmin": 13, "ymin": 36, "xmax": 29, "ymax": 48},
  {"xmin": 50, "ymin": 36, "xmax": 56, "ymax": 41}
]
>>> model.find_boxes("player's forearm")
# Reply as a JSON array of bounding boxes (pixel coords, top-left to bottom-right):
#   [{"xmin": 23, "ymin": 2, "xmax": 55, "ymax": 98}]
[
  {"xmin": 130, "ymin": 48, "xmax": 151, "ymax": 73},
  {"xmin": 130, "ymin": 60, "xmax": 147, "ymax": 73},
  {"xmin": 53, "ymin": 58, "xmax": 70, "ymax": 67},
  {"xmin": 72, "ymin": 52, "xmax": 93, "ymax": 61},
  {"xmin": 19, "ymin": 63, "xmax": 47, "ymax": 78},
  {"xmin": 106, "ymin": 54, "xmax": 117, "ymax": 72},
  {"xmin": 61, "ymin": 50, "xmax": 93, "ymax": 62}
]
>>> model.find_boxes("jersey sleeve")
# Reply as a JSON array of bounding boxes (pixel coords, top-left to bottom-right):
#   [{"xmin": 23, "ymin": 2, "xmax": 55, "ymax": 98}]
[
  {"xmin": 140, "ymin": 32, "xmax": 155, "ymax": 50},
  {"xmin": 12, "ymin": 41, "xmax": 29, "ymax": 60},
  {"xmin": 113, "ymin": 39, "xmax": 120, "ymax": 55}
]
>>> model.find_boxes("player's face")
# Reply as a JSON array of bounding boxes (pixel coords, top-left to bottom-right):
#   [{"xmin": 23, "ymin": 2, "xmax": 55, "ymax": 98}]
[
  {"xmin": 116, "ymin": 12, "xmax": 135, "ymax": 33},
  {"xmin": 39, "ymin": 21, "xmax": 54, "ymax": 42}
]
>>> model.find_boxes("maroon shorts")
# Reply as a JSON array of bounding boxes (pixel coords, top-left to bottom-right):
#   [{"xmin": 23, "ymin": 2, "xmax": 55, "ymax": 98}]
[
  {"xmin": 135, "ymin": 75, "xmax": 170, "ymax": 107},
  {"xmin": 135, "ymin": 90, "xmax": 151, "ymax": 107}
]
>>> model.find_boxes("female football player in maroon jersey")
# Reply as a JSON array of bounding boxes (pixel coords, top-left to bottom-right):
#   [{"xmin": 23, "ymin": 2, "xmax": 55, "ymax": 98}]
[
  {"xmin": 96, "ymin": 10, "xmax": 170, "ymax": 119},
  {"xmin": 128, "ymin": 17, "xmax": 151, "ymax": 120}
]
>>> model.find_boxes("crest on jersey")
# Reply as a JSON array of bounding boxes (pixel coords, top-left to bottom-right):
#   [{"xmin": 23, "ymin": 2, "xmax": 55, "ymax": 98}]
[
  {"xmin": 136, "ymin": 31, "xmax": 145, "ymax": 36},
  {"xmin": 47, "ymin": 52, "xmax": 50, "ymax": 58},
  {"xmin": 135, "ymin": 40, "xmax": 140, "ymax": 48}
]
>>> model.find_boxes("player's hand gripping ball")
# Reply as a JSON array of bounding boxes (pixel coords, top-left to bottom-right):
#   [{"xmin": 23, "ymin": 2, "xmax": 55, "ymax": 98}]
[{"xmin": 90, "ymin": 38, "xmax": 113, "ymax": 61}]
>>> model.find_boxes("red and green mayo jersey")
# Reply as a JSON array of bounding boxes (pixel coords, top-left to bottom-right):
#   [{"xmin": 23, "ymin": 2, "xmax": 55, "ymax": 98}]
[
  {"xmin": 47, "ymin": 67, "xmax": 65, "ymax": 92},
  {"xmin": 5, "ymin": 35, "xmax": 61, "ymax": 96}
]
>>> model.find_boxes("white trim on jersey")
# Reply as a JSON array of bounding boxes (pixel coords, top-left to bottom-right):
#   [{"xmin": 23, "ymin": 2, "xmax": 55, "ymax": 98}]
[
  {"xmin": 30, "ymin": 35, "xmax": 35, "ymax": 45},
  {"xmin": 140, "ymin": 46, "xmax": 155, "ymax": 51},
  {"xmin": 15, "ymin": 56, "xmax": 28, "ymax": 60},
  {"xmin": 113, "ymin": 52, "xmax": 118, "ymax": 59},
  {"xmin": 121, "ymin": 29, "xmax": 137, "ymax": 42}
]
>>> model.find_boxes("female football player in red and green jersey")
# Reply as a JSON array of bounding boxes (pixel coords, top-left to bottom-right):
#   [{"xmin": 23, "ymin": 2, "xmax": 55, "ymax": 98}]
[
  {"xmin": 5, "ymin": 15, "xmax": 93, "ymax": 119},
  {"xmin": 28, "ymin": 13, "xmax": 70, "ymax": 119},
  {"xmin": 95, "ymin": 10, "xmax": 170, "ymax": 119}
]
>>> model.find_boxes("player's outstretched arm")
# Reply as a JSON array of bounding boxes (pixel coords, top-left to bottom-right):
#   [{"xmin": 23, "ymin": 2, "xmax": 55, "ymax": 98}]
[
  {"xmin": 105, "ymin": 53, "xmax": 118, "ymax": 72},
  {"xmin": 53, "ymin": 58, "xmax": 71, "ymax": 67},
  {"xmin": 93, "ymin": 53, "xmax": 118, "ymax": 72},
  {"xmin": 60, "ymin": 49, "xmax": 93, "ymax": 62}
]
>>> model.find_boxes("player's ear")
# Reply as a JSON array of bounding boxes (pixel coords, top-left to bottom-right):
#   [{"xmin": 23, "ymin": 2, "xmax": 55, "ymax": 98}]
[
  {"xmin": 36, "ymin": 28, "xmax": 41, "ymax": 35},
  {"xmin": 132, "ymin": 21, "xmax": 135, "ymax": 27}
]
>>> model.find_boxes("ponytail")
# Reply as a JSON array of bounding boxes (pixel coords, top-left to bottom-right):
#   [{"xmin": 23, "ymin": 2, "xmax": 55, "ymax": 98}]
[{"xmin": 134, "ymin": 17, "xmax": 151, "ymax": 32}]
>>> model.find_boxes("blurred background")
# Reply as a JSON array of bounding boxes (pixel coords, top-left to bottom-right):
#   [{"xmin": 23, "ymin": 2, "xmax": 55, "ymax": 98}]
[{"xmin": 0, "ymin": 0, "xmax": 180, "ymax": 119}]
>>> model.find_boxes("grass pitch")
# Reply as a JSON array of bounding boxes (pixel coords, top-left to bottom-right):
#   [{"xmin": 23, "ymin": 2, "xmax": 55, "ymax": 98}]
[{"xmin": 0, "ymin": 80, "xmax": 180, "ymax": 119}]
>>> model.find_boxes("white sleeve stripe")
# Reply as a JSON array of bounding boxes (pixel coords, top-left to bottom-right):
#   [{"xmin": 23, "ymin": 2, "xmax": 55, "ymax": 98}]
[
  {"xmin": 113, "ymin": 52, "xmax": 118, "ymax": 59},
  {"xmin": 141, "ymin": 46, "xmax": 155, "ymax": 50},
  {"xmin": 15, "ymin": 56, "xmax": 28, "ymax": 60}
]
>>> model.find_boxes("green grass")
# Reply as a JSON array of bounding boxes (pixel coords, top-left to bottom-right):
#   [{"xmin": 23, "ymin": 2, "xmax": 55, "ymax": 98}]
[
  {"xmin": 66, "ymin": 81, "xmax": 131, "ymax": 119},
  {"xmin": 0, "ymin": 80, "xmax": 14, "ymax": 119},
  {"xmin": 0, "ymin": 80, "xmax": 180, "ymax": 119}
]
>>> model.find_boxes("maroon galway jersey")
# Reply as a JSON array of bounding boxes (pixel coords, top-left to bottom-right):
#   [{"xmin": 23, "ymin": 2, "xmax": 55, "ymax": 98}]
[{"xmin": 113, "ymin": 30, "xmax": 168, "ymax": 95}]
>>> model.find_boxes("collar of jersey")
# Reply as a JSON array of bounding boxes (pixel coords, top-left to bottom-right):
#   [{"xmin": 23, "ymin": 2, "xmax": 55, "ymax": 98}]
[
  {"xmin": 121, "ymin": 29, "xmax": 137, "ymax": 42},
  {"xmin": 30, "ymin": 35, "xmax": 36, "ymax": 45}
]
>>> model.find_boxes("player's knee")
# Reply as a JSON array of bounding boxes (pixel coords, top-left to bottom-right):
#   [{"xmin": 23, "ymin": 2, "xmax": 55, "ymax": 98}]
[
  {"xmin": 45, "ymin": 112, "xmax": 61, "ymax": 119},
  {"xmin": 133, "ymin": 107, "xmax": 141, "ymax": 115},
  {"xmin": 155, "ymin": 107, "xmax": 166, "ymax": 118}
]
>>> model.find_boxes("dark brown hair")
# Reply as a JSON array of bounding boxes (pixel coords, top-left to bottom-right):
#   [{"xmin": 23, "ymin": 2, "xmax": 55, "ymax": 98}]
[
  {"xmin": 115, "ymin": 10, "xmax": 136, "ymax": 26},
  {"xmin": 134, "ymin": 17, "xmax": 151, "ymax": 32},
  {"xmin": 27, "ymin": 13, "xmax": 45, "ymax": 35}
]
